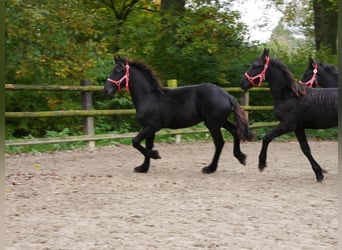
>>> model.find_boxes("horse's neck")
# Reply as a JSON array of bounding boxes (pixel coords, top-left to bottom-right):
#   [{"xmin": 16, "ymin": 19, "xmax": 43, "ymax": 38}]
[
  {"xmin": 268, "ymin": 67, "xmax": 294, "ymax": 100},
  {"xmin": 269, "ymin": 82, "xmax": 290, "ymax": 100},
  {"xmin": 320, "ymin": 70, "xmax": 338, "ymax": 87},
  {"xmin": 129, "ymin": 68, "xmax": 160, "ymax": 107}
]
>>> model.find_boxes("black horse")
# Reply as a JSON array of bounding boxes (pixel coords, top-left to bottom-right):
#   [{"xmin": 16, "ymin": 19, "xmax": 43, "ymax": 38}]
[
  {"xmin": 299, "ymin": 58, "xmax": 338, "ymax": 88},
  {"xmin": 241, "ymin": 48, "xmax": 338, "ymax": 182},
  {"xmin": 104, "ymin": 56, "xmax": 254, "ymax": 173}
]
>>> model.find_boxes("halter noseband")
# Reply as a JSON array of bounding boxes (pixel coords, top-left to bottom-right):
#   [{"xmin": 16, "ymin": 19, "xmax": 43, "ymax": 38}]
[
  {"xmin": 244, "ymin": 56, "xmax": 270, "ymax": 86},
  {"xmin": 299, "ymin": 63, "xmax": 318, "ymax": 88},
  {"xmin": 107, "ymin": 62, "xmax": 130, "ymax": 92}
]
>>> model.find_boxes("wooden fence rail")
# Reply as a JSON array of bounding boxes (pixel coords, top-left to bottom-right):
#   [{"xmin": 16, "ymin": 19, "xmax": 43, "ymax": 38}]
[
  {"xmin": 5, "ymin": 106, "xmax": 274, "ymax": 118},
  {"xmin": 5, "ymin": 83, "xmax": 276, "ymax": 147}
]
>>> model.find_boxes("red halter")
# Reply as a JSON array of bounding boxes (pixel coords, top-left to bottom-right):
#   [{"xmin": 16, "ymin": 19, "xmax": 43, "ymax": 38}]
[
  {"xmin": 244, "ymin": 56, "xmax": 270, "ymax": 86},
  {"xmin": 299, "ymin": 63, "xmax": 318, "ymax": 88},
  {"xmin": 107, "ymin": 63, "xmax": 130, "ymax": 92}
]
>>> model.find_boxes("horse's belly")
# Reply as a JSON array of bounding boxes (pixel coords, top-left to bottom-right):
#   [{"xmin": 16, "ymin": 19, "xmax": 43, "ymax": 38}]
[
  {"xmin": 166, "ymin": 116, "xmax": 202, "ymax": 129},
  {"xmin": 304, "ymin": 119, "xmax": 338, "ymax": 129}
]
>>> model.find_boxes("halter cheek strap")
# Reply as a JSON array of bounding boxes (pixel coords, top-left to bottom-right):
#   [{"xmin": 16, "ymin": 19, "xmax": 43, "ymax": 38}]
[
  {"xmin": 299, "ymin": 64, "xmax": 318, "ymax": 88},
  {"xmin": 244, "ymin": 56, "xmax": 270, "ymax": 87},
  {"xmin": 107, "ymin": 63, "xmax": 130, "ymax": 92}
]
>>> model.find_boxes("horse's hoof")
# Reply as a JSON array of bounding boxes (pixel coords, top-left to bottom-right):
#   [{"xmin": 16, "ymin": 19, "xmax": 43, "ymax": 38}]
[
  {"xmin": 258, "ymin": 162, "xmax": 266, "ymax": 172},
  {"xmin": 134, "ymin": 166, "xmax": 149, "ymax": 173},
  {"xmin": 237, "ymin": 154, "xmax": 246, "ymax": 165},
  {"xmin": 202, "ymin": 166, "xmax": 216, "ymax": 174},
  {"xmin": 316, "ymin": 175, "xmax": 324, "ymax": 182},
  {"xmin": 149, "ymin": 150, "xmax": 161, "ymax": 159}
]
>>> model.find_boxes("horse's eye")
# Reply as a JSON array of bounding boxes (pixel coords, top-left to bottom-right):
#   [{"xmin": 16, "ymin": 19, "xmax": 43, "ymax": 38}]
[
  {"xmin": 251, "ymin": 64, "xmax": 259, "ymax": 70},
  {"xmin": 115, "ymin": 67, "xmax": 123, "ymax": 73}
]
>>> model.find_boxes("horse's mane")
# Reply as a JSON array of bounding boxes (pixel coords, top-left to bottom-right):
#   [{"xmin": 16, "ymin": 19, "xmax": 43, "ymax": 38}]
[
  {"xmin": 270, "ymin": 58, "xmax": 307, "ymax": 96},
  {"xmin": 127, "ymin": 58, "xmax": 164, "ymax": 91}
]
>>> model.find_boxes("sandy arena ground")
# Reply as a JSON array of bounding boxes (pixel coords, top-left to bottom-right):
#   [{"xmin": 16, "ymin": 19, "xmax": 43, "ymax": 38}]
[{"xmin": 5, "ymin": 140, "xmax": 338, "ymax": 249}]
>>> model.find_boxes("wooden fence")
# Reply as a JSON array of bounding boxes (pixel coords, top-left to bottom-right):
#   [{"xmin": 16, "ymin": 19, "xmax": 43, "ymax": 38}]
[{"xmin": 5, "ymin": 82, "xmax": 277, "ymax": 148}]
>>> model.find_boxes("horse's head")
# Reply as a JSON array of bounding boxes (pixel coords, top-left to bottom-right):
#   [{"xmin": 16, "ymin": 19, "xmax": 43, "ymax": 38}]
[
  {"xmin": 104, "ymin": 56, "xmax": 130, "ymax": 98},
  {"xmin": 240, "ymin": 48, "xmax": 270, "ymax": 90},
  {"xmin": 299, "ymin": 58, "xmax": 319, "ymax": 88}
]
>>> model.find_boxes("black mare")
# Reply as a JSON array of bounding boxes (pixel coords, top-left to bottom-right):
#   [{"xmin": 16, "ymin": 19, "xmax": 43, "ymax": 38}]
[
  {"xmin": 104, "ymin": 56, "xmax": 254, "ymax": 173},
  {"xmin": 299, "ymin": 58, "xmax": 338, "ymax": 88},
  {"xmin": 241, "ymin": 48, "xmax": 338, "ymax": 182}
]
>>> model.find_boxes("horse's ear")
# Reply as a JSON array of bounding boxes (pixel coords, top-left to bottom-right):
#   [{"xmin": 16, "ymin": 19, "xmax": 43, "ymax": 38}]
[
  {"xmin": 114, "ymin": 56, "xmax": 125, "ymax": 66},
  {"xmin": 262, "ymin": 48, "xmax": 270, "ymax": 59},
  {"xmin": 310, "ymin": 58, "xmax": 317, "ymax": 67}
]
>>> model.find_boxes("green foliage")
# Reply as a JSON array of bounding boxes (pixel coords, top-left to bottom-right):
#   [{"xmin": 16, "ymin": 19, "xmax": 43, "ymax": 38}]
[
  {"xmin": 119, "ymin": 1, "xmax": 254, "ymax": 86},
  {"xmin": 5, "ymin": 0, "xmax": 114, "ymax": 137},
  {"xmin": 6, "ymin": 0, "xmax": 112, "ymax": 84}
]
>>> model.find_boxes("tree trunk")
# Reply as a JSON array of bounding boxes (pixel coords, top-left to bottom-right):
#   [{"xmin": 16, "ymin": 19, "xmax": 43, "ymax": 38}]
[{"xmin": 313, "ymin": 0, "xmax": 338, "ymax": 54}]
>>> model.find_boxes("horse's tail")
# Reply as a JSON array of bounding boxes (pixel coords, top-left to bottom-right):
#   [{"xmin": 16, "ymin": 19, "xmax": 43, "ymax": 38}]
[{"xmin": 229, "ymin": 96, "xmax": 255, "ymax": 141}]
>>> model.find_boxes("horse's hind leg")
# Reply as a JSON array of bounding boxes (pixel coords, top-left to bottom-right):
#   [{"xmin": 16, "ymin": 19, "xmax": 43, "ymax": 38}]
[
  {"xmin": 202, "ymin": 126, "xmax": 224, "ymax": 174},
  {"xmin": 295, "ymin": 129, "xmax": 325, "ymax": 182},
  {"xmin": 132, "ymin": 127, "xmax": 160, "ymax": 173},
  {"xmin": 222, "ymin": 121, "xmax": 246, "ymax": 165}
]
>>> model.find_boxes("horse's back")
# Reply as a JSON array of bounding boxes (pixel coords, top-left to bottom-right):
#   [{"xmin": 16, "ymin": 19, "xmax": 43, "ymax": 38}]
[
  {"xmin": 165, "ymin": 83, "xmax": 232, "ymax": 107},
  {"xmin": 192, "ymin": 83, "xmax": 233, "ymax": 110},
  {"xmin": 156, "ymin": 83, "xmax": 234, "ymax": 128},
  {"xmin": 308, "ymin": 88, "xmax": 338, "ymax": 106},
  {"xmin": 193, "ymin": 83, "xmax": 235, "ymax": 122},
  {"xmin": 287, "ymin": 88, "xmax": 338, "ymax": 129},
  {"xmin": 167, "ymin": 83, "xmax": 227, "ymax": 94}
]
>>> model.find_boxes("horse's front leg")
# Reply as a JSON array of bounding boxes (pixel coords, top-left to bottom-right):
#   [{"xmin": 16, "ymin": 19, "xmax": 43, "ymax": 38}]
[
  {"xmin": 202, "ymin": 126, "xmax": 224, "ymax": 173},
  {"xmin": 259, "ymin": 123, "xmax": 288, "ymax": 171},
  {"xmin": 295, "ymin": 128, "xmax": 325, "ymax": 182},
  {"xmin": 133, "ymin": 127, "xmax": 160, "ymax": 173}
]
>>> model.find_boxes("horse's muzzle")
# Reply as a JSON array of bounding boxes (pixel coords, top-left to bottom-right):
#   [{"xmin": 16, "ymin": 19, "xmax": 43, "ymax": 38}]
[
  {"xmin": 240, "ymin": 78, "xmax": 252, "ymax": 90},
  {"xmin": 103, "ymin": 87, "xmax": 114, "ymax": 98}
]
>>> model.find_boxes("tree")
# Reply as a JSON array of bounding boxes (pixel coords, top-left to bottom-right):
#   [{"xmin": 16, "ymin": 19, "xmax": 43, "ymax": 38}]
[
  {"xmin": 5, "ymin": 0, "xmax": 113, "ymax": 137},
  {"xmin": 5, "ymin": 0, "xmax": 112, "ymax": 84},
  {"xmin": 84, "ymin": 0, "xmax": 140, "ymax": 52},
  {"xmin": 312, "ymin": 0, "xmax": 338, "ymax": 54},
  {"xmin": 272, "ymin": 0, "xmax": 338, "ymax": 54},
  {"xmin": 161, "ymin": 0, "xmax": 185, "ymax": 13},
  {"xmin": 121, "ymin": 0, "xmax": 251, "ymax": 85}
]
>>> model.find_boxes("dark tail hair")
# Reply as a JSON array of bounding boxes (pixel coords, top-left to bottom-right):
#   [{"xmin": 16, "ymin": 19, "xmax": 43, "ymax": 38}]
[{"xmin": 229, "ymin": 96, "xmax": 255, "ymax": 141}]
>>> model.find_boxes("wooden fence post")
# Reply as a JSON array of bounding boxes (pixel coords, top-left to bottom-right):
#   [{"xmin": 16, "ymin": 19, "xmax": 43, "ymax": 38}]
[
  {"xmin": 240, "ymin": 91, "xmax": 249, "ymax": 120},
  {"xmin": 81, "ymin": 80, "xmax": 95, "ymax": 149}
]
